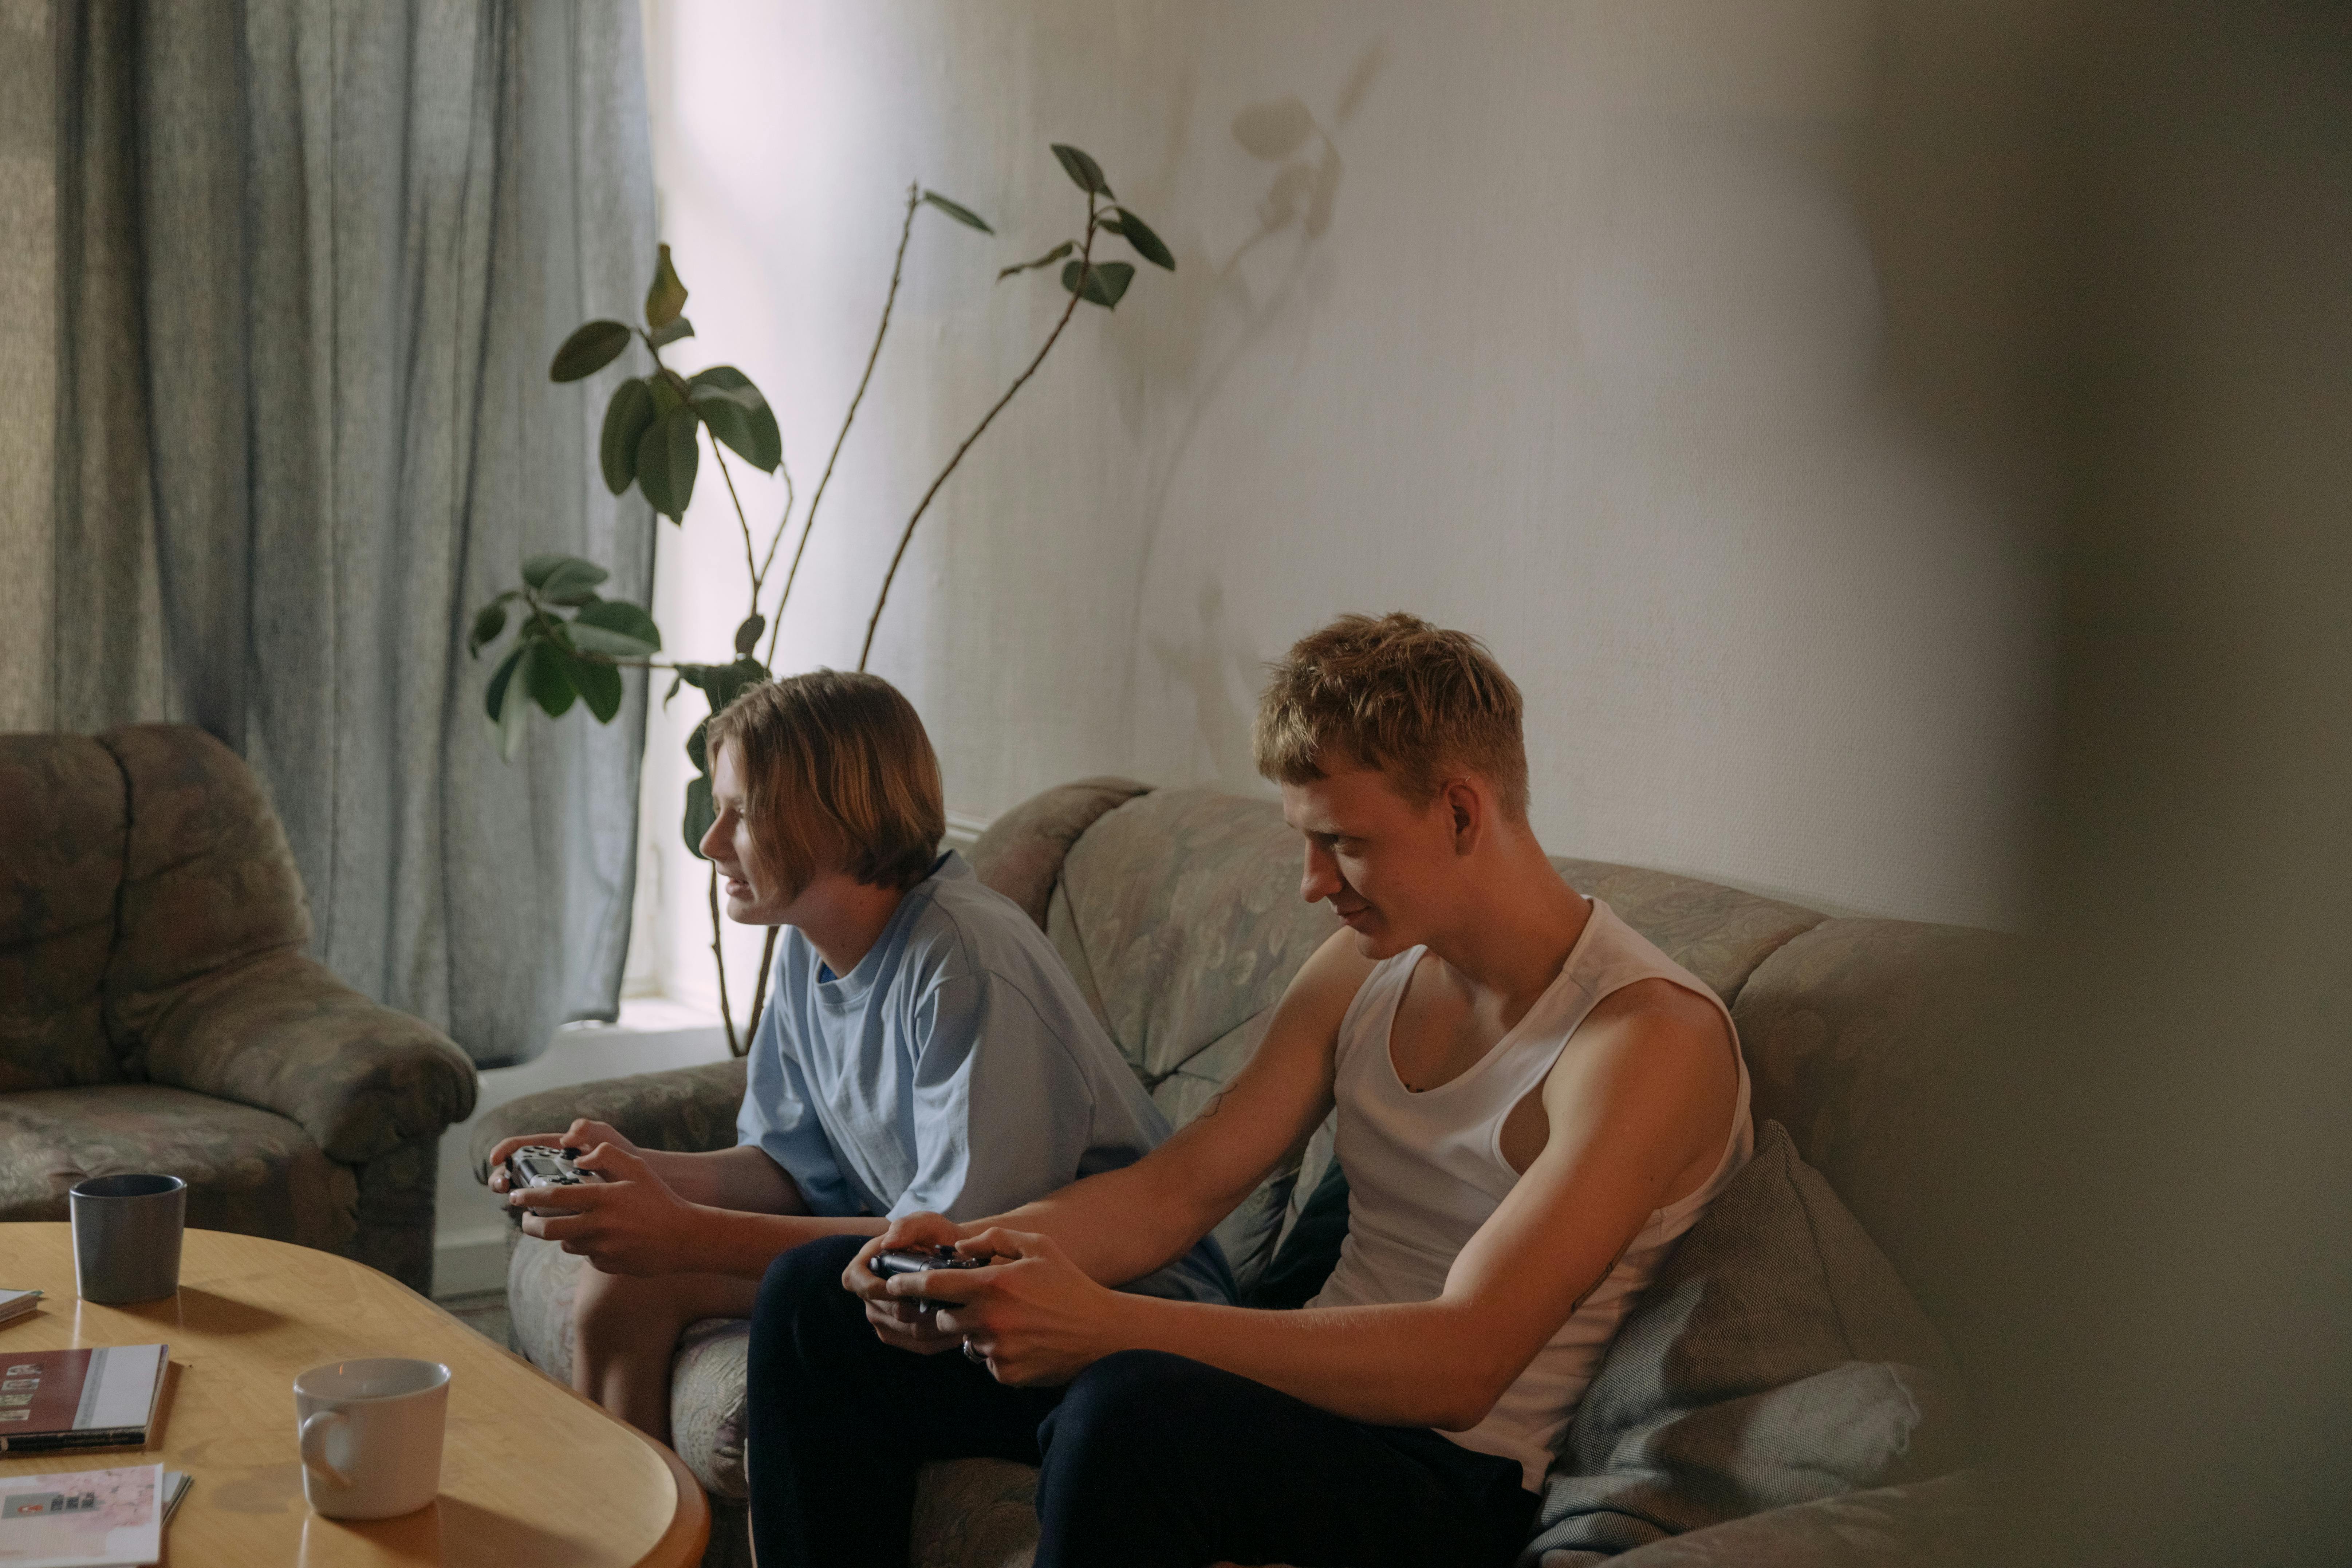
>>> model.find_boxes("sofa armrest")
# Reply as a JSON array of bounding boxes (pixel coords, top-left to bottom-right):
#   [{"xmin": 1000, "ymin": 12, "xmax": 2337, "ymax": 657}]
[
  {"xmin": 469, "ymin": 1058, "xmax": 748, "ymax": 1184},
  {"xmin": 1537, "ymin": 1470, "xmax": 1988, "ymax": 1568},
  {"xmin": 140, "ymin": 949, "xmax": 477, "ymax": 1166}
]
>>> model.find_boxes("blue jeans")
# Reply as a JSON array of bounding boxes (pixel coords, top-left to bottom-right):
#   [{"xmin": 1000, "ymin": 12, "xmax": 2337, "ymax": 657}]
[{"xmin": 745, "ymin": 1234, "xmax": 1537, "ymax": 1568}]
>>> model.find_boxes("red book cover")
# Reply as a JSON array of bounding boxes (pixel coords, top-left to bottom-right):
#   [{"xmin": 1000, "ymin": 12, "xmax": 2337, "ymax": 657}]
[{"xmin": 0, "ymin": 1345, "xmax": 167, "ymax": 1454}]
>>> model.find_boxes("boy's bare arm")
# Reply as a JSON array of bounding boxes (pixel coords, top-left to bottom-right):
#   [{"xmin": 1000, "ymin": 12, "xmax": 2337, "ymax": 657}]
[
  {"xmin": 844, "ymin": 930, "xmax": 1372, "ymax": 1339},
  {"xmin": 905, "ymin": 987, "xmax": 1738, "ymax": 1430}
]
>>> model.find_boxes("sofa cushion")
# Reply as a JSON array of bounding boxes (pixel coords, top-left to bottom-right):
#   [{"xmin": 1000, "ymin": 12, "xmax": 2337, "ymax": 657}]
[
  {"xmin": 98, "ymin": 725, "xmax": 312, "ymax": 1073},
  {"xmin": 672, "ymin": 1317, "xmax": 751, "ymax": 1500},
  {"xmin": 1528, "ymin": 1122, "xmax": 1969, "ymax": 1561},
  {"xmin": 968, "ymin": 778, "xmax": 1152, "ymax": 932},
  {"xmin": 0, "ymin": 734, "xmax": 130, "ymax": 1091},
  {"xmin": 1550, "ymin": 860, "xmax": 1824, "ymax": 1005},
  {"xmin": 1731, "ymin": 918, "xmax": 2024, "ymax": 1367},
  {"xmin": 1535, "ymin": 1469, "xmax": 1989, "ymax": 1568},
  {"xmin": 0, "ymin": 1083, "xmax": 358, "ymax": 1252},
  {"xmin": 1055, "ymin": 789, "xmax": 1340, "ymax": 1084}
]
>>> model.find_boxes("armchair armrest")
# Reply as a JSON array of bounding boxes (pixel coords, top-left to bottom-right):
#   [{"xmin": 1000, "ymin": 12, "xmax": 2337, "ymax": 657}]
[
  {"xmin": 139, "ymin": 949, "xmax": 477, "ymax": 1165},
  {"xmin": 1547, "ymin": 1470, "xmax": 1989, "ymax": 1568},
  {"xmin": 469, "ymin": 1057, "xmax": 748, "ymax": 1185}
]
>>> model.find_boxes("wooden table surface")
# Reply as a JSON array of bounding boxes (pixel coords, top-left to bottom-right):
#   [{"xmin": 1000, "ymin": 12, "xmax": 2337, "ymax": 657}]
[{"xmin": 0, "ymin": 1224, "xmax": 708, "ymax": 1567}]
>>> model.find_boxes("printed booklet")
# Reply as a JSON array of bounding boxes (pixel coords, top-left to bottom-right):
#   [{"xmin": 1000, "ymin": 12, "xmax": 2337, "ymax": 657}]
[
  {"xmin": 0, "ymin": 1349, "xmax": 169, "ymax": 1456},
  {"xmin": 0, "ymin": 1462, "xmax": 187, "ymax": 1567}
]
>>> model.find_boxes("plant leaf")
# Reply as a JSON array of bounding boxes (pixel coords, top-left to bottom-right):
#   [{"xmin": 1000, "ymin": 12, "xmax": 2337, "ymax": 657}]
[
  {"xmin": 676, "ymin": 655, "xmax": 769, "ymax": 714},
  {"xmin": 599, "ymin": 378, "xmax": 657, "ymax": 496},
  {"xmin": 919, "ymin": 190, "xmax": 994, "ymax": 233},
  {"xmin": 645, "ymin": 243, "xmax": 688, "ymax": 329},
  {"xmin": 539, "ymin": 558, "xmax": 611, "ymax": 606},
  {"xmin": 734, "ymin": 614, "xmax": 765, "ymax": 656},
  {"xmin": 689, "ymin": 368, "xmax": 783, "ymax": 473},
  {"xmin": 649, "ymin": 372, "xmax": 688, "ymax": 420},
  {"xmin": 682, "ymin": 772, "xmax": 715, "ymax": 859},
  {"xmin": 468, "ymin": 602, "xmax": 508, "ymax": 658},
  {"xmin": 497, "ymin": 644, "xmax": 536, "ymax": 760},
  {"xmin": 485, "ymin": 643, "xmax": 526, "ymax": 722},
  {"xmin": 1109, "ymin": 207, "xmax": 1174, "ymax": 269},
  {"xmin": 1232, "ymin": 96, "xmax": 1315, "ymax": 160},
  {"xmin": 687, "ymin": 717, "xmax": 710, "ymax": 775},
  {"xmin": 560, "ymin": 648, "xmax": 623, "ymax": 723},
  {"xmin": 997, "ymin": 240, "xmax": 1075, "ymax": 281},
  {"xmin": 523, "ymin": 554, "xmax": 609, "ymax": 597},
  {"xmin": 571, "ymin": 598, "xmax": 662, "ymax": 656},
  {"xmin": 527, "ymin": 638, "xmax": 579, "ymax": 718},
  {"xmin": 549, "ymin": 320, "xmax": 631, "ymax": 382},
  {"xmin": 635, "ymin": 405, "xmax": 701, "ymax": 521},
  {"xmin": 1061, "ymin": 258, "xmax": 1136, "ymax": 309},
  {"xmin": 1049, "ymin": 143, "xmax": 1113, "ymax": 197},
  {"xmin": 647, "ymin": 315, "xmax": 695, "ymax": 349}
]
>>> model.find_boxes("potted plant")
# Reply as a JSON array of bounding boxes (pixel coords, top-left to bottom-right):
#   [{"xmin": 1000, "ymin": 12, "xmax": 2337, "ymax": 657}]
[{"xmin": 468, "ymin": 143, "xmax": 1174, "ymax": 1053}]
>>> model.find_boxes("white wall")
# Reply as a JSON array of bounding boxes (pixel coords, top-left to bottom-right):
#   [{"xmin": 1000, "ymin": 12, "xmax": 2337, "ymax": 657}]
[{"xmin": 628, "ymin": 0, "xmax": 2046, "ymax": 1006}]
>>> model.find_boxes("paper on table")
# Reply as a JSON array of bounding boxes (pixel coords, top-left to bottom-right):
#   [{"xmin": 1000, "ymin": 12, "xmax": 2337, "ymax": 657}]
[
  {"xmin": 0, "ymin": 1461, "xmax": 163, "ymax": 1567},
  {"xmin": 0, "ymin": 1293, "xmax": 37, "ymax": 1328}
]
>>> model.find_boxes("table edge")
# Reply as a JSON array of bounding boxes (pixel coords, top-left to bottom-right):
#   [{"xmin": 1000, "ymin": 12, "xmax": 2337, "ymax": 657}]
[{"xmin": 2, "ymin": 1225, "xmax": 713, "ymax": 1568}]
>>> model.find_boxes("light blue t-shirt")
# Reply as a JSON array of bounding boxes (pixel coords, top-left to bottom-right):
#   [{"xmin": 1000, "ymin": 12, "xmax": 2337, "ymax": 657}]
[{"xmin": 737, "ymin": 851, "xmax": 1232, "ymax": 1304}]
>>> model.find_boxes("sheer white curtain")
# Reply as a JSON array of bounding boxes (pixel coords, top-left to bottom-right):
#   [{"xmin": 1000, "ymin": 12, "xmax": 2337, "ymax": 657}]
[{"xmin": 17, "ymin": 0, "xmax": 658, "ymax": 1066}]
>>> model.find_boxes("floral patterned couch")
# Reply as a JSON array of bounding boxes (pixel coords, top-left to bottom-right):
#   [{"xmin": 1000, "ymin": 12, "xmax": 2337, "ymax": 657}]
[
  {"xmin": 0, "ymin": 725, "xmax": 478, "ymax": 1293},
  {"xmin": 476, "ymin": 778, "xmax": 2013, "ymax": 1567}
]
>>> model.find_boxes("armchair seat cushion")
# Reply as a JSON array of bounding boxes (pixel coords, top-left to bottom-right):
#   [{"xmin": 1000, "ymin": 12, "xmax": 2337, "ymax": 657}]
[{"xmin": 0, "ymin": 1083, "xmax": 358, "ymax": 1252}]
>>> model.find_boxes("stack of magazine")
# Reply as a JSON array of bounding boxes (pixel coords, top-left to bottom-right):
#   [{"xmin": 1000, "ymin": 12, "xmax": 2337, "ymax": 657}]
[{"xmin": 0, "ymin": 1342, "xmax": 184, "ymax": 1567}]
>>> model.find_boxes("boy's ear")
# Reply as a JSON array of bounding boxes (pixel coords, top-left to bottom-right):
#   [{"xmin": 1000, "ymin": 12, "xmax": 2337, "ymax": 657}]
[{"xmin": 1443, "ymin": 777, "xmax": 1484, "ymax": 855}]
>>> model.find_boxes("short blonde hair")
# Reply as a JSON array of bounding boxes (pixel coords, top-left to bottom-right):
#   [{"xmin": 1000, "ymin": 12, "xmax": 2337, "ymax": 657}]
[
  {"xmin": 705, "ymin": 670, "xmax": 945, "ymax": 894},
  {"xmin": 1253, "ymin": 612, "xmax": 1529, "ymax": 820}
]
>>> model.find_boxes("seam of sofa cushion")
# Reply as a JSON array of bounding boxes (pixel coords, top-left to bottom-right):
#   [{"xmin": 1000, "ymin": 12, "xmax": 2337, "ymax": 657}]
[
  {"xmin": 1786, "ymin": 1139, "xmax": 1864, "ymax": 1362},
  {"xmin": 91, "ymin": 732, "xmax": 140, "ymax": 1073},
  {"xmin": 1721, "ymin": 915, "xmax": 1832, "ymax": 1016}
]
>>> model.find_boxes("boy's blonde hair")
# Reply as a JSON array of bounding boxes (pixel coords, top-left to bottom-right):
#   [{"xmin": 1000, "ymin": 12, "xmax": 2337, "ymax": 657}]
[
  {"xmin": 1253, "ymin": 612, "xmax": 1529, "ymax": 820},
  {"xmin": 705, "ymin": 670, "xmax": 945, "ymax": 895}
]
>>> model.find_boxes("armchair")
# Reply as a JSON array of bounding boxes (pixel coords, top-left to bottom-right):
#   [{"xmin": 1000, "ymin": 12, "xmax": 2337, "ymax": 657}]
[{"xmin": 0, "ymin": 724, "xmax": 477, "ymax": 1293}]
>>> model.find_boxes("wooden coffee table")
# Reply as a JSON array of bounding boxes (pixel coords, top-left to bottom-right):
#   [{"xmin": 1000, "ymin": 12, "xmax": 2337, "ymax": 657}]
[{"xmin": 0, "ymin": 1225, "xmax": 708, "ymax": 1566}]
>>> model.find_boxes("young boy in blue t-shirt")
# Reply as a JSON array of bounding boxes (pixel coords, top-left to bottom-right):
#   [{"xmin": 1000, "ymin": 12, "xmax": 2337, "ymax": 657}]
[{"xmin": 490, "ymin": 671, "xmax": 1227, "ymax": 1441}]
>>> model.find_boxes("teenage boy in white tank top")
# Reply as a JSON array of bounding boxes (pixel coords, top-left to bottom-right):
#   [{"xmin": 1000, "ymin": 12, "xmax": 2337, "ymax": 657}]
[{"xmin": 766, "ymin": 614, "xmax": 1750, "ymax": 1568}]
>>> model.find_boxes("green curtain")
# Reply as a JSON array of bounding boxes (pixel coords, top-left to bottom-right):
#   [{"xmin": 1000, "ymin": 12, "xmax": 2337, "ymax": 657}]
[{"xmin": 43, "ymin": 0, "xmax": 658, "ymax": 1066}]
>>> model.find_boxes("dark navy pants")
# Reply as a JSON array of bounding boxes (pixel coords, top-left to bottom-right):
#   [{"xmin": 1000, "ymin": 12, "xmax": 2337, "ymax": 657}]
[{"xmin": 745, "ymin": 1234, "xmax": 1538, "ymax": 1568}]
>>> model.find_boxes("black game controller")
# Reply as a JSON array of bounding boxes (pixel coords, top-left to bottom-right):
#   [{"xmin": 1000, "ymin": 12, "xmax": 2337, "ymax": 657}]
[
  {"xmin": 504, "ymin": 1144, "xmax": 604, "ymax": 1190},
  {"xmin": 866, "ymin": 1245, "xmax": 984, "ymax": 1311}
]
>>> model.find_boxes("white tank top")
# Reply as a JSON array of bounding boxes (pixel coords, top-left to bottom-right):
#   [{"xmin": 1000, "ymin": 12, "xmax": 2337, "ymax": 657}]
[{"xmin": 1307, "ymin": 898, "xmax": 1753, "ymax": 1492}]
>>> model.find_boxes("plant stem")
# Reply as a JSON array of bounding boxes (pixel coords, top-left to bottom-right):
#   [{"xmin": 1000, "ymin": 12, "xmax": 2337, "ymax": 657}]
[
  {"xmin": 707, "ymin": 862, "xmax": 739, "ymax": 1055},
  {"xmin": 744, "ymin": 926, "xmax": 778, "ymax": 1059},
  {"xmin": 860, "ymin": 195, "xmax": 1100, "ymax": 671},
  {"xmin": 768, "ymin": 184, "xmax": 923, "ymax": 667},
  {"xmin": 753, "ymin": 460, "xmax": 796, "ymax": 598},
  {"xmin": 711, "ymin": 442, "xmax": 761, "ymax": 611}
]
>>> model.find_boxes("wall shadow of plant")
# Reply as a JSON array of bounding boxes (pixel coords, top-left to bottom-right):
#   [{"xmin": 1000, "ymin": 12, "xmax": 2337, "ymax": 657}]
[{"xmin": 1131, "ymin": 41, "xmax": 1388, "ymax": 784}]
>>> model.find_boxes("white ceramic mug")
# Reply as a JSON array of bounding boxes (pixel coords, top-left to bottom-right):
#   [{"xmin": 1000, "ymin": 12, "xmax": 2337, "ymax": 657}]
[{"xmin": 292, "ymin": 1358, "xmax": 450, "ymax": 1520}]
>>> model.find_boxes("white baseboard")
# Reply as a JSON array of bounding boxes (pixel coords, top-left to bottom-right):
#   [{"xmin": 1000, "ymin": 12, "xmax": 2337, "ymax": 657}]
[{"xmin": 433, "ymin": 1228, "xmax": 513, "ymax": 1299}]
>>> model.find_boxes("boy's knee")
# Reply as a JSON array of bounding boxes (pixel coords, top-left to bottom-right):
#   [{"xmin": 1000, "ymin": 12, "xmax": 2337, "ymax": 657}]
[
  {"xmin": 749, "ymin": 1234, "xmax": 872, "ymax": 1377},
  {"xmin": 1044, "ymin": 1350, "xmax": 1209, "ymax": 1464},
  {"xmin": 758, "ymin": 1233, "xmax": 869, "ymax": 1316}
]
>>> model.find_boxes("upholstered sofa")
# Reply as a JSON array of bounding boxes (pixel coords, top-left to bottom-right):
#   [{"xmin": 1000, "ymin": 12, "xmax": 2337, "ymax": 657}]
[
  {"xmin": 477, "ymin": 778, "xmax": 2012, "ymax": 1566},
  {"xmin": 1, "ymin": 725, "xmax": 478, "ymax": 1293}
]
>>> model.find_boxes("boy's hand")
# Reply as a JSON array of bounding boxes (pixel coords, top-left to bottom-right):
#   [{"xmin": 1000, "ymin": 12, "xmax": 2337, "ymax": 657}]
[
  {"xmin": 510, "ymin": 1143, "xmax": 698, "ymax": 1275},
  {"xmin": 898, "ymin": 1228, "xmax": 1117, "ymax": 1387},
  {"xmin": 844, "ymin": 1213, "xmax": 976, "ymax": 1355},
  {"xmin": 485, "ymin": 1119, "xmax": 638, "ymax": 1194}
]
